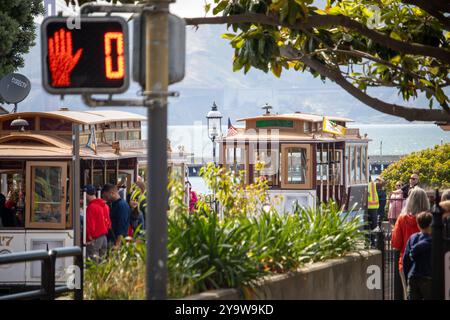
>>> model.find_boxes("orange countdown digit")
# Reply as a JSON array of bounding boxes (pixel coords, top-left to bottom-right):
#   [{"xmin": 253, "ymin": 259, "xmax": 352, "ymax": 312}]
[{"xmin": 104, "ymin": 32, "xmax": 124, "ymax": 80}]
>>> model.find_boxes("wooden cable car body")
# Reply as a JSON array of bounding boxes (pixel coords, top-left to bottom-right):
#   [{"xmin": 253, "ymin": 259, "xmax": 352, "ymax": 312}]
[
  {"xmin": 219, "ymin": 110, "xmax": 370, "ymax": 213},
  {"xmin": 0, "ymin": 109, "xmax": 150, "ymax": 288}
]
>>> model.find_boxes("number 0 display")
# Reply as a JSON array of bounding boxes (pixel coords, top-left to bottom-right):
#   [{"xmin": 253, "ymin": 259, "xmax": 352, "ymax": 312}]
[
  {"xmin": 104, "ymin": 32, "xmax": 125, "ymax": 80},
  {"xmin": 41, "ymin": 16, "xmax": 129, "ymax": 94}
]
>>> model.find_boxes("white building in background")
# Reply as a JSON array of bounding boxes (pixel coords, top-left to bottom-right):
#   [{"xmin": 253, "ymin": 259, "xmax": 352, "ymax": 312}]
[{"xmin": 35, "ymin": 0, "xmax": 77, "ymax": 25}]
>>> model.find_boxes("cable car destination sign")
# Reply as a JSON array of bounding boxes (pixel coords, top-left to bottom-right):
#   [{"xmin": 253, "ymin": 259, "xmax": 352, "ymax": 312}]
[{"xmin": 41, "ymin": 16, "xmax": 129, "ymax": 94}]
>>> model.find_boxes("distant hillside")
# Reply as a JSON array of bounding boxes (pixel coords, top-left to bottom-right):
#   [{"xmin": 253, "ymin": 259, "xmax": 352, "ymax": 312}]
[{"xmin": 5, "ymin": 21, "xmax": 437, "ymax": 124}]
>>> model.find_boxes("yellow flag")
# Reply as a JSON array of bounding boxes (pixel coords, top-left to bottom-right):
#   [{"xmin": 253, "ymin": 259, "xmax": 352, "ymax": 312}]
[
  {"xmin": 323, "ymin": 117, "xmax": 346, "ymax": 136},
  {"xmin": 86, "ymin": 126, "xmax": 97, "ymax": 153}
]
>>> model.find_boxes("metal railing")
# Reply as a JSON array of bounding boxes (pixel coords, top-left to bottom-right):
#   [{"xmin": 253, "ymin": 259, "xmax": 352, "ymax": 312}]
[
  {"xmin": 370, "ymin": 220, "xmax": 403, "ymax": 300},
  {"xmin": 0, "ymin": 247, "xmax": 83, "ymax": 300}
]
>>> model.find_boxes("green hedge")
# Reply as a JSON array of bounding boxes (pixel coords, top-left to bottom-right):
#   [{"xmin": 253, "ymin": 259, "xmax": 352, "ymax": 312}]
[{"xmin": 381, "ymin": 143, "xmax": 450, "ymax": 190}]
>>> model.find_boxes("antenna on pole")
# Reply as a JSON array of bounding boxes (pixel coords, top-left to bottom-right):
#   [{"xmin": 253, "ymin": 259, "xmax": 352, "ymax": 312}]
[{"xmin": 262, "ymin": 103, "xmax": 273, "ymax": 115}]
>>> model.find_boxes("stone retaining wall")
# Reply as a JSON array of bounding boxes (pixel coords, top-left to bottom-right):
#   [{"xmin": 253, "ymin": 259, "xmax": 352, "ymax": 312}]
[{"xmin": 184, "ymin": 250, "xmax": 382, "ymax": 300}]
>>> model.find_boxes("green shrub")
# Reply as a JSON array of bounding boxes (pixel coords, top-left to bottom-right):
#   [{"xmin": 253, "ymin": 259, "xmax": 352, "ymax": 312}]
[
  {"xmin": 84, "ymin": 239, "xmax": 146, "ymax": 300},
  {"xmin": 168, "ymin": 210, "xmax": 262, "ymax": 297},
  {"xmin": 381, "ymin": 143, "xmax": 450, "ymax": 191},
  {"xmin": 292, "ymin": 202, "xmax": 364, "ymax": 262},
  {"xmin": 200, "ymin": 162, "xmax": 269, "ymax": 217},
  {"xmin": 85, "ymin": 166, "xmax": 365, "ymax": 299}
]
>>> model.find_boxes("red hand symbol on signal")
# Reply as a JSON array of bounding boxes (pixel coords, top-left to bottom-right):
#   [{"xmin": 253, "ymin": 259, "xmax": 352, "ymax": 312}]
[{"xmin": 48, "ymin": 28, "xmax": 83, "ymax": 87}]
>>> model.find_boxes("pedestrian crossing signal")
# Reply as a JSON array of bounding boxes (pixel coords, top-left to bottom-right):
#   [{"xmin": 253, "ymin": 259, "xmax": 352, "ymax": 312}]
[{"xmin": 41, "ymin": 16, "xmax": 129, "ymax": 94}]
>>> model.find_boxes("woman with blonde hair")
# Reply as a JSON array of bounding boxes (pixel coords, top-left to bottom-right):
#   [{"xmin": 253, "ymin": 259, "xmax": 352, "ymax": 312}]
[{"xmin": 392, "ymin": 187, "xmax": 430, "ymax": 299}]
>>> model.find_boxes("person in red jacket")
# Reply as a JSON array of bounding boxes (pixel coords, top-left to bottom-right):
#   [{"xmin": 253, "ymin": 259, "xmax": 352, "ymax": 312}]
[
  {"xmin": 392, "ymin": 187, "xmax": 430, "ymax": 299},
  {"xmin": 84, "ymin": 185, "xmax": 111, "ymax": 260}
]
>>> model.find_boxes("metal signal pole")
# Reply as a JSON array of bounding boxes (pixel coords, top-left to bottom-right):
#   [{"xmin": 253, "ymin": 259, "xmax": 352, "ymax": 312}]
[{"xmin": 145, "ymin": 0, "xmax": 170, "ymax": 300}]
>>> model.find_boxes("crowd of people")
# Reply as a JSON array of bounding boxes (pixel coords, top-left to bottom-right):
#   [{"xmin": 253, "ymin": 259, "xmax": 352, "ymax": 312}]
[
  {"xmin": 84, "ymin": 182, "xmax": 146, "ymax": 261},
  {"xmin": 370, "ymin": 172, "xmax": 450, "ymax": 300},
  {"xmin": 84, "ymin": 179, "xmax": 198, "ymax": 261}
]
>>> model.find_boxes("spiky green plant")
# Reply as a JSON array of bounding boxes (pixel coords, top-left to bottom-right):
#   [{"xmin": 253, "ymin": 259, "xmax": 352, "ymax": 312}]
[{"xmin": 85, "ymin": 168, "xmax": 365, "ymax": 299}]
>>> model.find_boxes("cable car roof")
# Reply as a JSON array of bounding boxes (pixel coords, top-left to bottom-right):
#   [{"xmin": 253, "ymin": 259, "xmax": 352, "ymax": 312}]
[
  {"xmin": 0, "ymin": 132, "xmax": 145, "ymax": 160},
  {"xmin": 237, "ymin": 112, "xmax": 354, "ymax": 123},
  {"xmin": 0, "ymin": 110, "xmax": 146, "ymax": 125}
]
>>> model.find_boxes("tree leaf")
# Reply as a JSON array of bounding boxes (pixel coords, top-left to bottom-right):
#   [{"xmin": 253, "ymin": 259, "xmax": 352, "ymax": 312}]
[
  {"xmin": 222, "ymin": 33, "xmax": 236, "ymax": 40},
  {"xmin": 271, "ymin": 62, "xmax": 282, "ymax": 78},
  {"xmin": 435, "ymin": 85, "xmax": 447, "ymax": 105},
  {"xmin": 213, "ymin": 1, "xmax": 228, "ymax": 15},
  {"xmin": 390, "ymin": 31, "xmax": 403, "ymax": 41},
  {"xmin": 279, "ymin": 0, "xmax": 290, "ymax": 22}
]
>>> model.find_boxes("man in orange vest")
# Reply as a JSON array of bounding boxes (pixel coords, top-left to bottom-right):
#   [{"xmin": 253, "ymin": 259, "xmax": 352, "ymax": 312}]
[{"xmin": 368, "ymin": 179, "xmax": 380, "ymax": 231}]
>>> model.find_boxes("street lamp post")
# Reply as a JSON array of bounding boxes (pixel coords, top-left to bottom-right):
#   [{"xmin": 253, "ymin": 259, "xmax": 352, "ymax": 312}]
[
  {"xmin": 206, "ymin": 102, "xmax": 223, "ymax": 216},
  {"xmin": 206, "ymin": 102, "xmax": 223, "ymax": 165}
]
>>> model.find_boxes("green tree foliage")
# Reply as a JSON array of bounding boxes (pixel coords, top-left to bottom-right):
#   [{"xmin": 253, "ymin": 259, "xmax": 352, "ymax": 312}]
[
  {"xmin": 0, "ymin": 0, "xmax": 43, "ymax": 77},
  {"xmin": 199, "ymin": 162, "xmax": 269, "ymax": 217},
  {"xmin": 185, "ymin": 0, "xmax": 450, "ymax": 122},
  {"xmin": 67, "ymin": 0, "xmax": 449, "ymax": 121},
  {"xmin": 381, "ymin": 143, "xmax": 450, "ymax": 190}
]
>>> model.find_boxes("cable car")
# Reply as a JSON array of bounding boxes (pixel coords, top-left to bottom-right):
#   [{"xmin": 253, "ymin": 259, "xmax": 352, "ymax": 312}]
[
  {"xmin": 0, "ymin": 109, "xmax": 148, "ymax": 289},
  {"xmin": 219, "ymin": 106, "xmax": 370, "ymax": 213}
]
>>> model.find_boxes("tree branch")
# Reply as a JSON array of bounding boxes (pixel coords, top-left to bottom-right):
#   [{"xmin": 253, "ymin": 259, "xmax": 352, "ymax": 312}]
[
  {"xmin": 314, "ymin": 47, "xmax": 450, "ymax": 112},
  {"xmin": 402, "ymin": 0, "xmax": 450, "ymax": 29},
  {"xmin": 185, "ymin": 14, "xmax": 450, "ymax": 62},
  {"xmin": 280, "ymin": 46, "xmax": 450, "ymax": 122}
]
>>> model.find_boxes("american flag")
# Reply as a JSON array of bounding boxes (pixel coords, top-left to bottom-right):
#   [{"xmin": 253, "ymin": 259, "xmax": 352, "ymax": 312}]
[{"xmin": 227, "ymin": 118, "xmax": 238, "ymax": 136}]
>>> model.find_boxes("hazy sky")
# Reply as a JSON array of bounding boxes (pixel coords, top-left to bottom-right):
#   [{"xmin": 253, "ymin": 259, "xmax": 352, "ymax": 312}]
[
  {"xmin": 171, "ymin": 0, "xmax": 208, "ymax": 18},
  {"xmin": 170, "ymin": 0, "xmax": 327, "ymax": 17}
]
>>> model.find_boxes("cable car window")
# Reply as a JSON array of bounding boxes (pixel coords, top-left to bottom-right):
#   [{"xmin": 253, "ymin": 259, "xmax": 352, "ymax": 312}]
[
  {"xmin": 66, "ymin": 166, "xmax": 72, "ymax": 228},
  {"xmin": 0, "ymin": 171, "xmax": 25, "ymax": 228},
  {"xmin": 116, "ymin": 131, "xmax": 127, "ymax": 141},
  {"xmin": 316, "ymin": 147, "xmax": 328, "ymax": 181},
  {"xmin": 105, "ymin": 131, "xmax": 115, "ymax": 143},
  {"xmin": 225, "ymin": 146, "xmax": 245, "ymax": 173},
  {"xmin": 303, "ymin": 122, "xmax": 311, "ymax": 133},
  {"xmin": 287, "ymin": 148, "xmax": 306, "ymax": 183},
  {"xmin": 128, "ymin": 131, "xmax": 140, "ymax": 141},
  {"xmin": 281, "ymin": 144, "xmax": 311, "ymax": 189},
  {"xmin": 80, "ymin": 134, "xmax": 89, "ymax": 145},
  {"xmin": 330, "ymin": 149, "xmax": 342, "ymax": 184},
  {"xmin": 252, "ymin": 149, "xmax": 279, "ymax": 187},
  {"xmin": 350, "ymin": 146, "xmax": 356, "ymax": 184},
  {"xmin": 361, "ymin": 146, "xmax": 367, "ymax": 183},
  {"xmin": 26, "ymin": 162, "xmax": 67, "ymax": 229},
  {"xmin": 316, "ymin": 150, "xmax": 321, "ymax": 180},
  {"xmin": 96, "ymin": 132, "xmax": 103, "ymax": 143},
  {"xmin": 356, "ymin": 146, "xmax": 362, "ymax": 182},
  {"xmin": 345, "ymin": 146, "xmax": 352, "ymax": 185},
  {"xmin": 93, "ymin": 171, "xmax": 105, "ymax": 188},
  {"xmin": 40, "ymin": 117, "xmax": 72, "ymax": 131}
]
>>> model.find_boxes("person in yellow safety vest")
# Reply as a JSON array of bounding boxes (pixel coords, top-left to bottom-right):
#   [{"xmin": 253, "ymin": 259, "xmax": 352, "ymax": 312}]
[{"xmin": 368, "ymin": 180, "xmax": 380, "ymax": 231}]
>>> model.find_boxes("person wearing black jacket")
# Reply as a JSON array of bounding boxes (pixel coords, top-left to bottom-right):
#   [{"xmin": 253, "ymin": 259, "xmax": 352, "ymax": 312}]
[
  {"xmin": 0, "ymin": 193, "xmax": 15, "ymax": 227},
  {"xmin": 402, "ymin": 173, "xmax": 419, "ymax": 199},
  {"xmin": 403, "ymin": 211, "xmax": 432, "ymax": 300}
]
